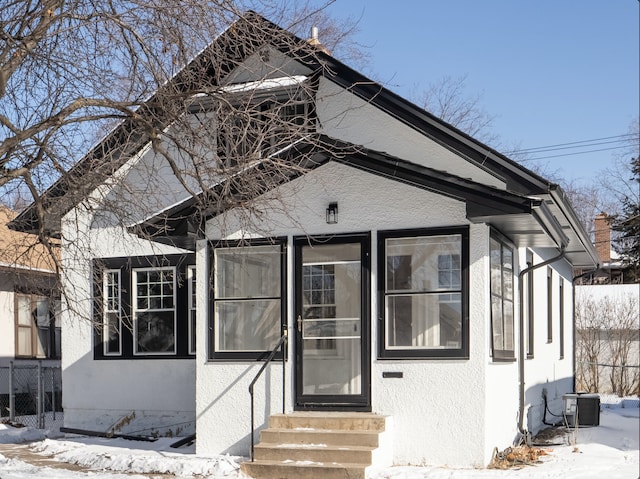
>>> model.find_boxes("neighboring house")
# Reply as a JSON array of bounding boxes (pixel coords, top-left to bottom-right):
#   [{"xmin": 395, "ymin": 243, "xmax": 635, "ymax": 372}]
[
  {"xmin": 575, "ymin": 214, "xmax": 640, "ymax": 395},
  {"xmin": 10, "ymin": 13, "xmax": 598, "ymax": 469},
  {"xmin": 0, "ymin": 206, "xmax": 60, "ymax": 418}
]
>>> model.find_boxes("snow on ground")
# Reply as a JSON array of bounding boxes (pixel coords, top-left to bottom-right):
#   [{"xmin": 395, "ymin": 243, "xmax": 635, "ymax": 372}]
[{"xmin": 0, "ymin": 397, "xmax": 638, "ymax": 479}]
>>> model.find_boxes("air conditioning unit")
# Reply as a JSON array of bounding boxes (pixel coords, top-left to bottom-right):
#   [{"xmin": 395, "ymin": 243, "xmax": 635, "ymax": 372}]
[{"xmin": 563, "ymin": 393, "xmax": 600, "ymax": 427}]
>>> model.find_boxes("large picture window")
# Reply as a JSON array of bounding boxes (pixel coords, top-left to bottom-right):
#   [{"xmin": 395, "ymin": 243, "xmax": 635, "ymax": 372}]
[
  {"xmin": 93, "ymin": 254, "xmax": 194, "ymax": 359},
  {"xmin": 379, "ymin": 227, "xmax": 468, "ymax": 359},
  {"xmin": 490, "ymin": 234, "xmax": 515, "ymax": 360},
  {"xmin": 210, "ymin": 240, "xmax": 285, "ymax": 360}
]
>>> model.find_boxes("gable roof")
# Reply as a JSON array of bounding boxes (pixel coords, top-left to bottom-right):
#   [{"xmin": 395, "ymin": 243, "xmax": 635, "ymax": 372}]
[
  {"xmin": 9, "ymin": 11, "xmax": 599, "ymax": 268},
  {"xmin": 132, "ymin": 135, "xmax": 568, "ymax": 252}
]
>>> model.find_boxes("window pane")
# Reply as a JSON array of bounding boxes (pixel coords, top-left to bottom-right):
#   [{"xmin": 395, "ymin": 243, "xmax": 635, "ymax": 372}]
[
  {"xmin": 104, "ymin": 270, "xmax": 121, "ymax": 355},
  {"xmin": 491, "ymin": 295, "xmax": 503, "ymax": 350},
  {"xmin": 303, "ymin": 319, "xmax": 360, "ymax": 338},
  {"xmin": 136, "ymin": 311, "xmax": 175, "ymax": 353},
  {"xmin": 17, "ymin": 295, "xmax": 32, "ymax": 326},
  {"xmin": 37, "ymin": 327, "xmax": 49, "ymax": 357},
  {"xmin": 386, "ymin": 236, "xmax": 461, "ymax": 293},
  {"xmin": 215, "ymin": 246, "xmax": 280, "ymax": 298},
  {"xmin": 504, "ymin": 299, "xmax": 514, "ymax": 351},
  {"xmin": 188, "ymin": 266, "xmax": 196, "ymax": 354},
  {"xmin": 135, "ymin": 269, "xmax": 174, "ymax": 311},
  {"xmin": 105, "ymin": 312, "xmax": 121, "ymax": 354},
  {"xmin": 18, "ymin": 328, "xmax": 32, "ymax": 356},
  {"xmin": 35, "ymin": 298, "xmax": 50, "ymax": 327},
  {"xmin": 215, "ymin": 299, "xmax": 280, "ymax": 351},
  {"xmin": 386, "ymin": 293, "xmax": 461, "ymax": 349}
]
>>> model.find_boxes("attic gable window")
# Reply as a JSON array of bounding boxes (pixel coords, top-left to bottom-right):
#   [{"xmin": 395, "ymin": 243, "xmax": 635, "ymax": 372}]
[
  {"xmin": 213, "ymin": 79, "xmax": 315, "ymax": 167},
  {"xmin": 378, "ymin": 227, "xmax": 469, "ymax": 359}
]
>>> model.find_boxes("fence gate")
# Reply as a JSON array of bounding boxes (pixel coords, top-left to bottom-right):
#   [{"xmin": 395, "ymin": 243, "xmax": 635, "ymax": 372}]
[{"xmin": 0, "ymin": 361, "xmax": 63, "ymax": 430}]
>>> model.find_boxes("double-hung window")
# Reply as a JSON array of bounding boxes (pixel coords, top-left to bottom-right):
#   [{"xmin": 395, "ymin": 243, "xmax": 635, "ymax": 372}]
[
  {"xmin": 103, "ymin": 270, "xmax": 122, "ymax": 356},
  {"xmin": 188, "ymin": 266, "xmax": 197, "ymax": 355},
  {"xmin": 490, "ymin": 234, "xmax": 515, "ymax": 360},
  {"xmin": 379, "ymin": 227, "xmax": 468, "ymax": 359},
  {"xmin": 210, "ymin": 240, "xmax": 286, "ymax": 360},
  {"xmin": 133, "ymin": 268, "xmax": 176, "ymax": 355},
  {"xmin": 15, "ymin": 293, "xmax": 60, "ymax": 359}
]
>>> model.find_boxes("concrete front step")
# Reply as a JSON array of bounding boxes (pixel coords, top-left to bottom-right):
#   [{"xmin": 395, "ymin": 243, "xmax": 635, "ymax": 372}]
[
  {"xmin": 254, "ymin": 442, "xmax": 375, "ymax": 463},
  {"xmin": 242, "ymin": 460, "xmax": 370, "ymax": 479},
  {"xmin": 268, "ymin": 412, "xmax": 386, "ymax": 432},
  {"xmin": 240, "ymin": 412, "xmax": 390, "ymax": 479},
  {"xmin": 260, "ymin": 428, "xmax": 380, "ymax": 447}
]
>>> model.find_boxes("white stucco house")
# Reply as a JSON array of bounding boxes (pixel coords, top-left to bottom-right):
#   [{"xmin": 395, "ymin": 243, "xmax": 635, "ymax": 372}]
[{"xmin": 10, "ymin": 12, "xmax": 599, "ymax": 473}]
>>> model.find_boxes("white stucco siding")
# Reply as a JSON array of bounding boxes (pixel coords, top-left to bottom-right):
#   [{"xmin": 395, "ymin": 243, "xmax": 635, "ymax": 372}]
[
  {"xmin": 60, "ymin": 196, "xmax": 196, "ymax": 436},
  {"xmin": 198, "ymin": 162, "xmax": 499, "ymax": 465},
  {"xmin": 372, "ymin": 223, "xmax": 489, "ymax": 467},
  {"xmin": 223, "ymin": 47, "xmax": 313, "ymax": 85},
  {"xmin": 205, "ymin": 161, "xmax": 467, "ymax": 240},
  {"xmin": 316, "ymin": 78, "xmax": 505, "ymax": 190},
  {"xmin": 519, "ymin": 249, "xmax": 575, "ymax": 436}
]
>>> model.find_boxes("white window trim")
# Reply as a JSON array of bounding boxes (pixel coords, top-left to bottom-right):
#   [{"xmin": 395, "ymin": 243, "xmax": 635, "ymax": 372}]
[
  {"xmin": 187, "ymin": 265, "xmax": 196, "ymax": 355},
  {"xmin": 132, "ymin": 266, "xmax": 177, "ymax": 356},
  {"xmin": 103, "ymin": 269, "xmax": 122, "ymax": 356}
]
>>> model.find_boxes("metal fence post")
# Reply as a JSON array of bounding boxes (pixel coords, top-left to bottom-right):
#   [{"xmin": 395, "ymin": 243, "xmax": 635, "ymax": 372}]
[
  {"xmin": 37, "ymin": 361, "xmax": 44, "ymax": 429},
  {"xmin": 9, "ymin": 361, "xmax": 15, "ymax": 422}
]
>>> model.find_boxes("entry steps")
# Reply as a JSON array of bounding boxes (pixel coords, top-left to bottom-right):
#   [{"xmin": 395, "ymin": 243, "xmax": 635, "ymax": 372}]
[{"xmin": 241, "ymin": 411, "xmax": 391, "ymax": 479}]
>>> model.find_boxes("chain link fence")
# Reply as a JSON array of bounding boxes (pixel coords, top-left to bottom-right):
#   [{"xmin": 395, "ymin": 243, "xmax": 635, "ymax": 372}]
[{"xmin": 0, "ymin": 361, "xmax": 63, "ymax": 430}]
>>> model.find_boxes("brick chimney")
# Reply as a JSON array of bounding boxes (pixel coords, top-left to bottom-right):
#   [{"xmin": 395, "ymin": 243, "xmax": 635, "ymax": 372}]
[{"xmin": 594, "ymin": 213, "xmax": 611, "ymax": 262}]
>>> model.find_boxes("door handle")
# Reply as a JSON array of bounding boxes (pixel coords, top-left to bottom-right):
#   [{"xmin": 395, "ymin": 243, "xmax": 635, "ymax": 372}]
[{"xmin": 297, "ymin": 315, "xmax": 302, "ymax": 333}]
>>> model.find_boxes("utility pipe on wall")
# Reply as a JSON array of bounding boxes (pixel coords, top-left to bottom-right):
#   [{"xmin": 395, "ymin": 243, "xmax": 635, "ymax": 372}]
[{"xmin": 517, "ymin": 246, "xmax": 566, "ymax": 441}]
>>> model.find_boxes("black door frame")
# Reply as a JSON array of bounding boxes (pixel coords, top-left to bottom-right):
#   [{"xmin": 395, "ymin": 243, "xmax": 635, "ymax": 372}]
[{"xmin": 293, "ymin": 233, "xmax": 371, "ymax": 411}]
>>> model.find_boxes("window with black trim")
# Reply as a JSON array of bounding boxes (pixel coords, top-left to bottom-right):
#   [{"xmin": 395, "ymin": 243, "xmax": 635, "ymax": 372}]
[
  {"xmin": 379, "ymin": 227, "xmax": 468, "ymax": 359},
  {"xmin": 15, "ymin": 293, "xmax": 60, "ymax": 359},
  {"xmin": 490, "ymin": 234, "xmax": 514, "ymax": 360},
  {"xmin": 188, "ymin": 266, "xmax": 196, "ymax": 355},
  {"xmin": 133, "ymin": 267, "xmax": 176, "ymax": 355},
  {"xmin": 547, "ymin": 267, "xmax": 553, "ymax": 343},
  {"xmin": 93, "ymin": 254, "xmax": 194, "ymax": 359},
  {"xmin": 216, "ymin": 87, "xmax": 315, "ymax": 167},
  {"xmin": 559, "ymin": 278, "xmax": 564, "ymax": 359},
  {"xmin": 209, "ymin": 239, "xmax": 286, "ymax": 360}
]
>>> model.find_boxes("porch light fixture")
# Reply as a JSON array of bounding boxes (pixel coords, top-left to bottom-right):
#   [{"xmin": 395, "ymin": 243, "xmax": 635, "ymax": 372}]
[{"xmin": 326, "ymin": 202, "xmax": 338, "ymax": 224}]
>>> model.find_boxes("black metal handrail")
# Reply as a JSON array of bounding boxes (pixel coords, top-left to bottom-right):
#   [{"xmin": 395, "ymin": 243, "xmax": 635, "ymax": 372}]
[{"xmin": 248, "ymin": 330, "xmax": 287, "ymax": 461}]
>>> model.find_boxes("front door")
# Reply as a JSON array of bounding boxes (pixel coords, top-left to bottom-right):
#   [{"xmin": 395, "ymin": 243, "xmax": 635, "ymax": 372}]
[{"xmin": 294, "ymin": 235, "xmax": 370, "ymax": 410}]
